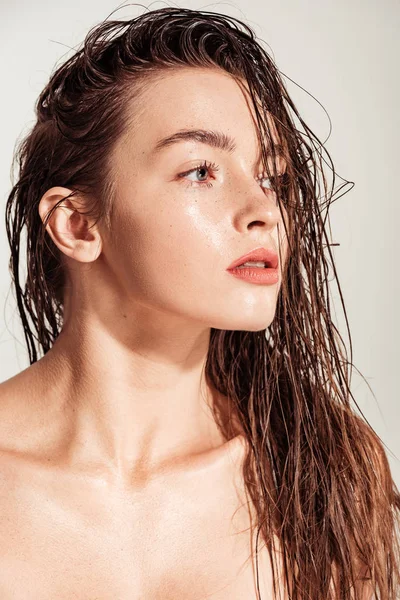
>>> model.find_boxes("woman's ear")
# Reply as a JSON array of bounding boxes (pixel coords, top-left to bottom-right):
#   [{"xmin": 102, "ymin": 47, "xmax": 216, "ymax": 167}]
[{"xmin": 38, "ymin": 186, "xmax": 102, "ymax": 263}]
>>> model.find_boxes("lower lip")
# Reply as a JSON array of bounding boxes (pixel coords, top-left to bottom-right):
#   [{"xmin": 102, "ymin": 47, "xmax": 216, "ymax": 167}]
[{"xmin": 227, "ymin": 267, "xmax": 279, "ymax": 285}]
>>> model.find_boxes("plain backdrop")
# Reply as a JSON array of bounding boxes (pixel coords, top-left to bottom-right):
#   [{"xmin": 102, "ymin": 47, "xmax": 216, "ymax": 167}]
[{"xmin": 0, "ymin": 0, "xmax": 399, "ymax": 490}]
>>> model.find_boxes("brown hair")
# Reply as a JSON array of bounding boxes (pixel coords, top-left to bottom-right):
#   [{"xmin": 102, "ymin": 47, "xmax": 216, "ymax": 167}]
[{"xmin": 5, "ymin": 6, "xmax": 400, "ymax": 598}]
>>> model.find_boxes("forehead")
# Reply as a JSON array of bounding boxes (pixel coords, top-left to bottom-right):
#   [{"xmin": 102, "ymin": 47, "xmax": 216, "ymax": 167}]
[{"xmin": 121, "ymin": 67, "xmax": 285, "ymax": 161}]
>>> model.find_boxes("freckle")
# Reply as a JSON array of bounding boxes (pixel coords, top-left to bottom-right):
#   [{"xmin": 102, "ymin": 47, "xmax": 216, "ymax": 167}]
[{"xmin": 122, "ymin": 314, "xmax": 127, "ymax": 318}]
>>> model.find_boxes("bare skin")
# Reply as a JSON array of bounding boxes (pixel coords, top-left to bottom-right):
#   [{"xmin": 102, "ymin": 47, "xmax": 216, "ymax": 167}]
[
  {"xmin": 0, "ymin": 373, "xmax": 286, "ymax": 599},
  {"xmin": 0, "ymin": 67, "xmax": 291, "ymax": 598}
]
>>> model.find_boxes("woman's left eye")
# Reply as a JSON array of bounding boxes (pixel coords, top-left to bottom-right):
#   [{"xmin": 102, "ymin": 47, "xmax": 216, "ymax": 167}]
[{"xmin": 177, "ymin": 160, "xmax": 220, "ymax": 188}]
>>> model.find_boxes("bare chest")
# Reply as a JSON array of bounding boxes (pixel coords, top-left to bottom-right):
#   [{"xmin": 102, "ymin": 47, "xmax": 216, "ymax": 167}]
[{"xmin": 0, "ymin": 461, "xmax": 279, "ymax": 600}]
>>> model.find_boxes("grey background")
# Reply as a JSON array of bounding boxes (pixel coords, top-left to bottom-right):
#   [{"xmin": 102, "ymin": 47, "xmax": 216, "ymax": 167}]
[{"xmin": 1, "ymin": 0, "xmax": 399, "ymax": 490}]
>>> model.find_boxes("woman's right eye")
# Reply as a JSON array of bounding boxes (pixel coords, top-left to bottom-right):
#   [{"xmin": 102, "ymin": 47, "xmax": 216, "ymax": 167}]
[{"xmin": 258, "ymin": 172, "xmax": 290, "ymax": 190}]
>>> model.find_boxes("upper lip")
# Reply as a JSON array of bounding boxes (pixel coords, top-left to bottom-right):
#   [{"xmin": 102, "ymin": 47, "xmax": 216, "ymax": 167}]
[{"xmin": 227, "ymin": 246, "xmax": 279, "ymax": 270}]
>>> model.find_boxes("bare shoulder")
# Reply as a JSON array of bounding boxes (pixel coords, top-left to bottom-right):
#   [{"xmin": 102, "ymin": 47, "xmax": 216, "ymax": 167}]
[
  {"xmin": 0, "ymin": 373, "xmax": 28, "ymax": 450},
  {"xmin": 0, "ymin": 362, "xmax": 40, "ymax": 410},
  {"xmin": 0, "ymin": 364, "xmax": 58, "ymax": 475}
]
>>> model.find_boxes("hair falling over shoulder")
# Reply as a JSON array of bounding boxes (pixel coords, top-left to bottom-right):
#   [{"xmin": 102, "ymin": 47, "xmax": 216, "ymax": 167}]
[{"xmin": 5, "ymin": 5, "xmax": 400, "ymax": 598}]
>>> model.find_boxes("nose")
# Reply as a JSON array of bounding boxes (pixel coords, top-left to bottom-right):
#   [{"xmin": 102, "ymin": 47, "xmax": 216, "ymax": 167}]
[{"xmin": 232, "ymin": 173, "xmax": 283, "ymax": 232}]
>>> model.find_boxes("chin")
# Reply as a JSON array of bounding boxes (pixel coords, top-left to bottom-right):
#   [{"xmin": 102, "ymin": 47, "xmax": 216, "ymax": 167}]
[{"xmin": 210, "ymin": 316, "xmax": 275, "ymax": 332}]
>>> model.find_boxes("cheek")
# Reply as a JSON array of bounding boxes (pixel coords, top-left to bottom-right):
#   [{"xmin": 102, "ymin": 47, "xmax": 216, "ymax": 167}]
[{"xmin": 111, "ymin": 196, "xmax": 211, "ymax": 281}]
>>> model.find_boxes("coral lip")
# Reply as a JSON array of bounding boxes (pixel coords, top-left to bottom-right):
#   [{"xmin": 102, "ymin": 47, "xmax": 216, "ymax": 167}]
[
  {"xmin": 227, "ymin": 246, "xmax": 279, "ymax": 270},
  {"xmin": 227, "ymin": 266, "xmax": 279, "ymax": 285}
]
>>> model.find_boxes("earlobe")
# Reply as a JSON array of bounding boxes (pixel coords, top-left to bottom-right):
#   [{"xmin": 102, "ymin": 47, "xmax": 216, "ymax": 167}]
[{"xmin": 38, "ymin": 186, "xmax": 103, "ymax": 263}]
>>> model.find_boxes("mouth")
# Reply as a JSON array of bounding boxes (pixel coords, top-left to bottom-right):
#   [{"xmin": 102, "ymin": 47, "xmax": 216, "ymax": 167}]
[
  {"xmin": 235, "ymin": 261, "xmax": 273, "ymax": 269},
  {"xmin": 226, "ymin": 263, "xmax": 279, "ymax": 285},
  {"xmin": 227, "ymin": 246, "xmax": 279, "ymax": 271}
]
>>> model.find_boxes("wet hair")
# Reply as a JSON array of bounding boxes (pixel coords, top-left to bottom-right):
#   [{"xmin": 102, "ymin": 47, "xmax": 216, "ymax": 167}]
[{"xmin": 5, "ymin": 5, "xmax": 400, "ymax": 599}]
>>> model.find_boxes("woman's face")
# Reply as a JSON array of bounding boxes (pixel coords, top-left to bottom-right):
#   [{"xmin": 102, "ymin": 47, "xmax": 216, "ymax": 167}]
[{"xmin": 103, "ymin": 67, "xmax": 289, "ymax": 332}]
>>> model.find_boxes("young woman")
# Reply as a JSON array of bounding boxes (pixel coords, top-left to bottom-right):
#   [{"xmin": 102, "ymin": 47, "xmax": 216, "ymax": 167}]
[{"xmin": 2, "ymin": 6, "xmax": 399, "ymax": 599}]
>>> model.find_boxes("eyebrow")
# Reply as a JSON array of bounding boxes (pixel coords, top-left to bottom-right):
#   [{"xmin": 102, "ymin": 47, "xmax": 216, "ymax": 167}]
[{"xmin": 152, "ymin": 128, "xmax": 285, "ymax": 165}]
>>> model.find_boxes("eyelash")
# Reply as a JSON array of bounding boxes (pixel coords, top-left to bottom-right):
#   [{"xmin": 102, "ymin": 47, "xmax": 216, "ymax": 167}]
[
  {"xmin": 177, "ymin": 160, "xmax": 290, "ymax": 191},
  {"xmin": 178, "ymin": 160, "xmax": 219, "ymax": 189}
]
